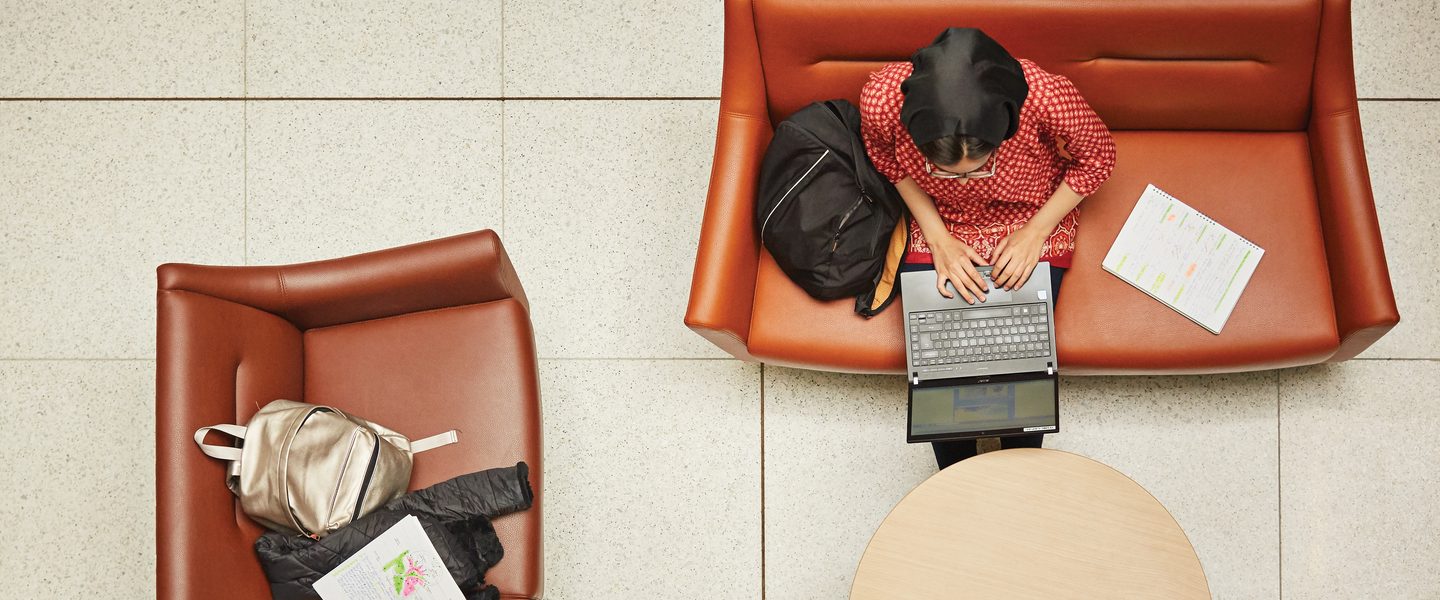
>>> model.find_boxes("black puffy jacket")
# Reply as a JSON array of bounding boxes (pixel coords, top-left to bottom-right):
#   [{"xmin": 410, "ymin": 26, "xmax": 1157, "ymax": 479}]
[{"xmin": 254, "ymin": 463, "xmax": 534, "ymax": 600}]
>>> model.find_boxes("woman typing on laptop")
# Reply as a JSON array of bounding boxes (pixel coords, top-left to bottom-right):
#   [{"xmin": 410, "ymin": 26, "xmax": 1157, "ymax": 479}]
[{"xmin": 859, "ymin": 28, "xmax": 1116, "ymax": 469}]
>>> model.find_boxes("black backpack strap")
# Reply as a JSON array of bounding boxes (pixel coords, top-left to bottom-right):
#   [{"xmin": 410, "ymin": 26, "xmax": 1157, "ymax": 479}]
[{"xmin": 821, "ymin": 100, "xmax": 874, "ymax": 200}]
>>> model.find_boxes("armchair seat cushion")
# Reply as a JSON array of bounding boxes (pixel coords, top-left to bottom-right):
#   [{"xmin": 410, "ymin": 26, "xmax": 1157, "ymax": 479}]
[
  {"xmin": 302, "ymin": 299, "xmax": 542, "ymax": 594},
  {"xmin": 748, "ymin": 131, "xmax": 1339, "ymax": 374}
]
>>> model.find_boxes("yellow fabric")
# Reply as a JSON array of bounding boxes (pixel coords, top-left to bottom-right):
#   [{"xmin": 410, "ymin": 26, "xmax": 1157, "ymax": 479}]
[{"xmin": 869, "ymin": 214, "xmax": 911, "ymax": 312}]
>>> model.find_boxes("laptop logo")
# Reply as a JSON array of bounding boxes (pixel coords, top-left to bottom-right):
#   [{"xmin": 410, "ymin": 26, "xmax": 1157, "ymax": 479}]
[{"xmin": 1023, "ymin": 426, "xmax": 1057, "ymax": 432}]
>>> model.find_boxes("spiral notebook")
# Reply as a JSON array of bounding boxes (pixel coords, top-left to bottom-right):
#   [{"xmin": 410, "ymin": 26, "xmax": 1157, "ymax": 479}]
[{"xmin": 1101, "ymin": 184, "xmax": 1264, "ymax": 334}]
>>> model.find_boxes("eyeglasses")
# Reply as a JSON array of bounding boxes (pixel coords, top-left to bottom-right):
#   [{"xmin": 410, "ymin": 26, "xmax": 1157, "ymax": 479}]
[{"xmin": 926, "ymin": 152, "xmax": 998, "ymax": 180}]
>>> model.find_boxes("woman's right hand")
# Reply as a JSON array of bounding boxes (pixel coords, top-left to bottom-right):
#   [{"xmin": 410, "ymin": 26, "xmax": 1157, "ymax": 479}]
[{"xmin": 928, "ymin": 233, "xmax": 990, "ymax": 304}]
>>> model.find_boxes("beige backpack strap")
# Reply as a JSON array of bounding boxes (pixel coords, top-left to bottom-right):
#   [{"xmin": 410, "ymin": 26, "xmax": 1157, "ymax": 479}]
[
  {"xmin": 193, "ymin": 424, "xmax": 248, "ymax": 462},
  {"xmin": 410, "ymin": 430, "xmax": 459, "ymax": 453}
]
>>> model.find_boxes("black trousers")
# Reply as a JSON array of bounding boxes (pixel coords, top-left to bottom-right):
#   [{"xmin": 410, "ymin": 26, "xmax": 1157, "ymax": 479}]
[{"xmin": 899, "ymin": 261, "xmax": 1067, "ymax": 470}]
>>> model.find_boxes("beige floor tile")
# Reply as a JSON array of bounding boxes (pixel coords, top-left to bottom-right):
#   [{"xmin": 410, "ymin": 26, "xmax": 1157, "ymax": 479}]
[
  {"xmin": 762, "ymin": 368, "xmax": 937, "ymax": 600},
  {"xmin": 1047, "ymin": 373, "xmax": 1280, "ymax": 599},
  {"xmin": 0, "ymin": 1, "xmax": 241, "ymax": 98},
  {"xmin": 1356, "ymin": 102, "xmax": 1439, "ymax": 359},
  {"xmin": 0, "ymin": 360, "xmax": 154, "ymax": 598},
  {"xmin": 245, "ymin": 101, "xmax": 502, "ymax": 265},
  {"xmin": 540, "ymin": 359, "xmax": 761, "ymax": 598},
  {"xmin": 246, "ymin": 0, "xmax": 502, "ymax": 97},
  {"xmin": 503, "ymin": 100, "xmax": 725, "ymax": 359},
  {"xmin": 504, "ymin": 0, "xmax": 722, "ymax": 97},
  {"xmin": 1280, "ymin": 361, "xmax": 1440, "ymax": 599},
  {"xmin": 0, "ymin": 102, "xmax": 243, "ymax": 359},
  {"xmin": 1353, "ymin": 0, "xmax": 1440, "ymax": 98},
  {"xmin": 767, "ymin": 370, "xmax": 1278, "ymax": 600}
]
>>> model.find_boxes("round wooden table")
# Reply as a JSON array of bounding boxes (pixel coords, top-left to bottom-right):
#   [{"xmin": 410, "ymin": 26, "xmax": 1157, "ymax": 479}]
[{"xmin": 850, "ymin": 448, "xmax": 1210, "ymax": 599}]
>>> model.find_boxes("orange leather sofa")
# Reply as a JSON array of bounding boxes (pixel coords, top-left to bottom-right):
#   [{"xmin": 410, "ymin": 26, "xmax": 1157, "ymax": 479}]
[
  {"xmin": 157, "ymin": 231, "xmax": 543, "ymax": 599},
  {"xmin": 686, "ymin": 0, "xmax": 1399, "ymax": 375}
]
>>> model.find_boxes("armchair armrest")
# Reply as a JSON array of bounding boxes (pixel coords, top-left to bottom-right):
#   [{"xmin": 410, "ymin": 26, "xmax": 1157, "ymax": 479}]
[
  {"xmin": 685, "ymin": 0, "xmax": 772, "ymax": 360},
  {"xmin": 158, "ymin": 229, "xmax": 526, "ymax": 330},
  {"xmin": 1309, "ymin": 0, "xmax": 1400, "ymax": 361},
  {"xmin": 156, "ymin": 290, "xmax": 305, "ymax": 599}
]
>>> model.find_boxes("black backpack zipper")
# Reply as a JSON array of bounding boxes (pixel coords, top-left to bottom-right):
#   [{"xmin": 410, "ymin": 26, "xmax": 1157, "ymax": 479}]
[
  {"xmin": 351, "ymin": 435, "xmax": 381, "ymax": 521},
  {"xmin": 761, "ymin": 147, "xmax": 832, "ymax": 242},
  {"xmin": 831, "ymin": 190, "xmax": 875, "ymax": 252}
]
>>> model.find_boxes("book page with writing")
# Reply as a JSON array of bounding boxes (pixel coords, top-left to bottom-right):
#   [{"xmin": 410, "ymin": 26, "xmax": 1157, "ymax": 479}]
[
  {"xmin": 1101, "ymin": 184, "xmax": 1264, "ymax": 334},
  {"xmin": 313, "ymin": 515, "xmax": 466, "ymax": 600}
]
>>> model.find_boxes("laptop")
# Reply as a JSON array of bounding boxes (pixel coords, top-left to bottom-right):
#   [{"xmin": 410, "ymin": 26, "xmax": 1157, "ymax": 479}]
[{"xmin": 901, "ymin": 262, "xmax": 1060, "ymax": 443}]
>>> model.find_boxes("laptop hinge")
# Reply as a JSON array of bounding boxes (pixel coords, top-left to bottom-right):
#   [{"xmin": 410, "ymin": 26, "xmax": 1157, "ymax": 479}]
[{"xmin": 911, "ymin": 373, "xmax": 919, "ymax": 385}]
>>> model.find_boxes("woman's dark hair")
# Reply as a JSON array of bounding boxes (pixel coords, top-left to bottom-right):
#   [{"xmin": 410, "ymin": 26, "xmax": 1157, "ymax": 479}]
[{"xmin": 918, "ymin": 134, "xmax": 996, "ymax": 166}]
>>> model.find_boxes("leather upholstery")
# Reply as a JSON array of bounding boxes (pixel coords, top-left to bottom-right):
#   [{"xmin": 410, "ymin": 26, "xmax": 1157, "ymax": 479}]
[
  {"xmin": 687, "ymin": 0, "xmax": 1399, "ymax": 374},
  {"xmin": 158, "ymin": 230, "xmax": 544, "ymax": 599}
]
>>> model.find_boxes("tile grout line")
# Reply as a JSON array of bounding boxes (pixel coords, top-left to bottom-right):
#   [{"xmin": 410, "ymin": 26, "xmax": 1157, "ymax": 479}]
[
  {"xmin": 242, "ymin": 0, "xmax": 249, "ymax": 265},
  {"xmin": 499, "ymin": 0, "xmax": 506, "ymax": 237},
  {"xmin": 759, "ymin": 362, "xmax": 767, "ymax": 600},
  {"xmin": 500, "ymin": 0, "xmax": 506, "ymax": 97}
]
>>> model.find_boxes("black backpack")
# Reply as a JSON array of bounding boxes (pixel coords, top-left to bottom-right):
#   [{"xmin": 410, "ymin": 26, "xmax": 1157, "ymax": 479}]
[{"xmin": 756, "ymin": 99, "xmax": 907, "ymax": 317}]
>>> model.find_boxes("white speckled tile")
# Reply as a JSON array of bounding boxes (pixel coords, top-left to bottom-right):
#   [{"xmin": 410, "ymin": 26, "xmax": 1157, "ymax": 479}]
[
  {"xmin": 0, "ymin": 2, "xmax": 241, "ymax": 98},
  {"xmin": 1353, "ymin": 0, "xmax": 1440, "ymax": 98},
  {"xmin": 245, "ymin": 101, "xmax": 502, "ymax": 265},
  {"xmin": 541, "ymin": 359, "xmax": 761, "ymax": 598},
  {"xmin": 503, "ymin": 100, "xmax": 725, "ymax": 359},
  {"xmin": 0, "ymin": 102, "xmax": 243, "ymax": 359},
  {"xmin": 504, "ymin": 0, "xmax": 722, "ymax": 97},
  {"xmin": 762, "ymin": 367, "xmax": 937, "ymax": 600},
  {"xmin": 0, "ymin": 361, "xmax": 154, "ymax": 597},
  {"xmin": 1356, "ymin": 102, "xmax": 1438, "ymax": 359},
  {"xmin": 1279, "ymin": 361, "xmax": 1440, "ymax": 599},
  {"xmin": 1046, "ymin": 373, "xmax": 1279, "ymax": 599},
  {"xmin": 246, "ymin": 0, "xmax": 502, "ymax": 97}
]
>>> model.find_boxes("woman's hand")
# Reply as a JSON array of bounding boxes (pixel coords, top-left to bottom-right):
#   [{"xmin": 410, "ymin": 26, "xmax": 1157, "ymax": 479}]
[
  {"xmin": 992, "ymin": 225, "xmax": 1046, "ymax": 290},
  {"xmin": 929, "ymin": 234, "xmax": 990, "ymax": 304}
]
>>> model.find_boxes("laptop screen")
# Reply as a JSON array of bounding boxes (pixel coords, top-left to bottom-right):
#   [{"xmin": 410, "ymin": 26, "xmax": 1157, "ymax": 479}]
[{"xmin": 909, "ymin": 376, "xmax": 1058, "ymax": 440}]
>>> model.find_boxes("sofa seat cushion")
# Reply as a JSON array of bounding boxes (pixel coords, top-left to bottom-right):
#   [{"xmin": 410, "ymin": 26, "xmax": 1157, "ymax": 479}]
[
  {"xmin": 1058, "ymin": 131, "xmax": 1337, "ymax": 373},
  {"xmin": 749, "ymin": 248, "xmax": 908, "ymax": 373},
  {"xmin": 747, "ymin": 131, "xmax": 1338, "ymax": 374},
  {"xmin": 302, "ymin": 299, "xmax": 543, "ymax": 598}
]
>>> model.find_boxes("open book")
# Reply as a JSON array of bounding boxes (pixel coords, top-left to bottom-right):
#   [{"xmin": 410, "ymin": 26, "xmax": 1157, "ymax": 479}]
[
  {"xmin": 314, "ymin": 515, "xmax": 466, "ymax": 600},
  {"xmin": 1101, "ymin": 185, "xmax": 1264, "ymax": 334}
]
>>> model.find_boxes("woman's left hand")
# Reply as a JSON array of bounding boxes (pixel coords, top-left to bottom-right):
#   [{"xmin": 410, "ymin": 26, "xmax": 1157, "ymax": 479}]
[{"xmin": 991, "ymin": 226, "xmax": 1047, "ymax": 290}]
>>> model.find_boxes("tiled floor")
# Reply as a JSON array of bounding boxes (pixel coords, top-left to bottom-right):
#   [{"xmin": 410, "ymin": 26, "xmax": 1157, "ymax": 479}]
[{"xmin": 0, "ymin": 1, "xmax": 1437, "ymax": 599}]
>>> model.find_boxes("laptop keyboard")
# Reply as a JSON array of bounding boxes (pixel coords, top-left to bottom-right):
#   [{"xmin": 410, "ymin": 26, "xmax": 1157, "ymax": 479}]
[{"xmin": 909, "ymin": 303, "xmax": 1052, "ymax": 367}]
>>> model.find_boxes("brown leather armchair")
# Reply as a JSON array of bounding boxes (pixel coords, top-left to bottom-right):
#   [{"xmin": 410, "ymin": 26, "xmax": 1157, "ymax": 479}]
[
  {"xmin": 157, "ymin": 230, "xmax": 543, "ymax": 599},
  {"xmin": 686, "ymin": 0, "xmax": 1399, "ymax": 375}
]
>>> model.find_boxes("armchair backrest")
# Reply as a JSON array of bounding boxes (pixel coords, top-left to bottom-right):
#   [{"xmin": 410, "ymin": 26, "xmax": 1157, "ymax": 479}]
[{"xmin": 737, "ymin": 0, "xmax": 1328, "ymax": 131}]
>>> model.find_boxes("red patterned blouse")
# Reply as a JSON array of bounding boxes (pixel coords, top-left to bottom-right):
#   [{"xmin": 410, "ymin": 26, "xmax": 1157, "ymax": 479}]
[{"xmin": 859, "ymin": 59, "xmax": 1117, "ymax": 268}]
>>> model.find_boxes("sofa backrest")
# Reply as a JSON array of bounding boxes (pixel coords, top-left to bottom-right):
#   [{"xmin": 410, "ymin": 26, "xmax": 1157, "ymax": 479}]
[{"xmin": 749, "ymin": 0, "xmax": 1322, "ymax": 131}]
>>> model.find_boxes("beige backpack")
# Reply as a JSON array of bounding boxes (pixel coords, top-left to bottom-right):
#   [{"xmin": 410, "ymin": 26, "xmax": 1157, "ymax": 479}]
[{"xmin": 193, "ymin": 399, "xmax": 457, "ymax": 539}]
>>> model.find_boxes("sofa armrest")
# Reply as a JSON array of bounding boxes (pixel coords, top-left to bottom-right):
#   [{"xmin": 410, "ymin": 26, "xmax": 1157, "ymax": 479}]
[
  {"xmin": 1309, "ymin": 0, "xmax": 1400, "ymax": 361},
  {"xmin": 158, "ymin": 230, "xmax": 526, "ymax": 330},
  {"xmin": 685, "ymin": 0, "xmax": 772, "ymax": 360}
]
